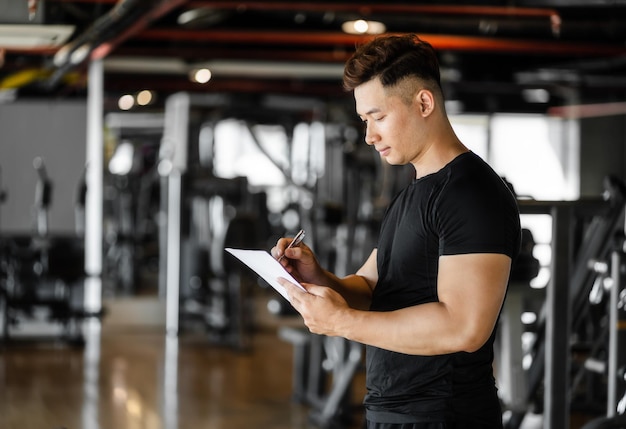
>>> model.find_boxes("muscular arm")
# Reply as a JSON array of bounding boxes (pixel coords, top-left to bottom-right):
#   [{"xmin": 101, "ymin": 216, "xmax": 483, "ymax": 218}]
[
  {"xmin": 322, "ymin": 249, "xmax": 378, "ymax": 311},
  {"xmin": 285, "ymin": 252, "xmax": 511, "ymax": 356}
]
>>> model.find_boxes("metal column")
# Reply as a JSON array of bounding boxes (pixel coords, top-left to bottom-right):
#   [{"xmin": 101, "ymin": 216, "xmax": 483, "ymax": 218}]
[
  {"xmin": 544, "ymin": 204, "xmax": 572, "ymax": 429},
  {"xmin": 84, "ymin": 59, "xmax": 104, "ymax": 314},
  {"xmin": 160, "ymin": 93, "xmax": 190, "ymax": 336}
]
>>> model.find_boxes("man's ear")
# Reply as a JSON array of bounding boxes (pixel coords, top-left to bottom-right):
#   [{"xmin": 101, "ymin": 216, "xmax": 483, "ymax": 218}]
[{"xmin": 415, "ymin": 89, "xmax": 435, "ymax": 116}]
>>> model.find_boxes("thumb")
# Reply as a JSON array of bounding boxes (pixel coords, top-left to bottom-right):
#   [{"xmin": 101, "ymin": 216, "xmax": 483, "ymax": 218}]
[{"xmin": 299, "ymin": 283, "xmax": 327, "ymax": 296}]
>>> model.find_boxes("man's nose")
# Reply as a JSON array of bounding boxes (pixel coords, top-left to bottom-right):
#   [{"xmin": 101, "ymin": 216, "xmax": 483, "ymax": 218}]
[{"xmin": 364, "ymin": 123, "xmax": 377, "ymax": 145}]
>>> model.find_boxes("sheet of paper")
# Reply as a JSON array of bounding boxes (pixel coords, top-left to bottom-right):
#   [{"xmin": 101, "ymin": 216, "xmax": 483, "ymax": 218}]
[{"xmin": 224, "ymin": 248, "xmax": 306, "ymax": 302}]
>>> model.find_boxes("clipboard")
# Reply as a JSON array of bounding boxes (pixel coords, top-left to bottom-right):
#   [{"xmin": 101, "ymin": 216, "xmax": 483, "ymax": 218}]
[{"xmin": 225, "ymin": 248, "xmax": 306, "ymax": 302}]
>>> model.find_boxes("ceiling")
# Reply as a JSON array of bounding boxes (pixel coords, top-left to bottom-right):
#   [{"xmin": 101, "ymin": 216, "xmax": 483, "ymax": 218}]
[{"xmin": 2, "ymin": 0, "xmax": 626, "ymax": 117}]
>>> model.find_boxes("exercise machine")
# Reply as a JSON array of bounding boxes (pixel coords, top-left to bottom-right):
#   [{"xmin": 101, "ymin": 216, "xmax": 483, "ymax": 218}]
[
  {"xmin": 0, "ymin": 157, "xmax": 91, "ymax": 345},
  {"xmin": 159, "ymin": 92, "xmax": 275, "ymax": 348},
  {"xmin": 578, "ymin": 182, "xmax": 626, "ymax": 429},
  {"xmin": 504, "ymin": 176, "xmax": 626, "ymax": 429}
]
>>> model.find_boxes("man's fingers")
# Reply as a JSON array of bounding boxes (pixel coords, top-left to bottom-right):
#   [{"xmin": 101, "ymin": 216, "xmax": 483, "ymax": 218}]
[
  {"xmin": 278, "ymin": 278, "xmax": 304, "ymax": 303},
  {"xmin": 279, "ymin": 278, "xmax": 308, "ymax": 292}
]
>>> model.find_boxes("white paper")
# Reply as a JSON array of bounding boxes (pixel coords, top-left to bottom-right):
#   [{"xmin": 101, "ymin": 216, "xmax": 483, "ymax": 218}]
[{"xmin": 224, "ymin": 248, "xmax": 306, "ymax": 302}]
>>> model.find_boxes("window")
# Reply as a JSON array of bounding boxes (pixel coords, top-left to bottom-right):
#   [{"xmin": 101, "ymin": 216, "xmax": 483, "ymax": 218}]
[{"xmin": 452, "ymin": 113, "xmax": 580, "ymax": 289}]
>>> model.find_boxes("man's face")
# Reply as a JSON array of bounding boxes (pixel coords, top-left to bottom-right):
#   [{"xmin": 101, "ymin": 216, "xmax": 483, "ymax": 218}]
[{"xmin": 354, "ymin": 78, "xmax": 425, "ymax": 166}]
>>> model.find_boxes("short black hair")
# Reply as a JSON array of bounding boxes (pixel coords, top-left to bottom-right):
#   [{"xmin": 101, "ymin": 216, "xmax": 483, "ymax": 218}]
[{"xmin": 343, "ymin": 34, "xmax": 442, "ymax": 92}]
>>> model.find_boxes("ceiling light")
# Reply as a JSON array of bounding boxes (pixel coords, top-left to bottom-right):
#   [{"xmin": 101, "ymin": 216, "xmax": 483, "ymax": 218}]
[
  {"xmin": 118, "ymin": 94, "xmax": 134, "ymax": 111},
  {"xmin": 136, "ymin": 90, "xmax": 154, "ymax": 106},
  {"xmin": 341, "ymin": 19, "xmax": 386, "ymax": 35},
  {"xmin": 191, "ymin": 68, "xmax": 212, "ymax": 83}
]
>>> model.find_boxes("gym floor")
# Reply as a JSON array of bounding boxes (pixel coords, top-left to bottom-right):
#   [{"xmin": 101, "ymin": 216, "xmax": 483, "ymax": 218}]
[
  {"xmin": 0, "ymin": 293, "xmax": 367, "ymax": 429},
  {"xmin": 0, "ymin": 288, "xmax": 602, "ymax": 429}
]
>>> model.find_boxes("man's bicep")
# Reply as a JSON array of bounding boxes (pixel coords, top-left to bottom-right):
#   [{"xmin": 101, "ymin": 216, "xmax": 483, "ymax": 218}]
[{"xmin": 437, "ymin": 253, "xmax": 512, "ymax": 349}]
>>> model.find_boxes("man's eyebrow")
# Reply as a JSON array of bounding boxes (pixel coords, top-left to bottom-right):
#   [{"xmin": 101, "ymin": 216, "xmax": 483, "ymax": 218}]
[{"xmin": 359, "ymin": 107, "xmax": 382, "ymax": 116}]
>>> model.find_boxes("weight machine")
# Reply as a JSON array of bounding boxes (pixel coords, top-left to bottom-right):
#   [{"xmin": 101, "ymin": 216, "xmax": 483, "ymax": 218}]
[
  {"xmin": 102, "ymin": 112, "xmax": 165, "ymax": 298},
  {"xmin": 504, "ymin": 176, "xmax": 626, "ymax": 429},
  {"xmin": 0, "ymin": 157, "xmax": 90, "ymax": 344},
  {"xmin": 159, "ymin": 92, "xmax": 273, "ymax": 348},
  {"xmin": 578, "ymin": 180, "xmax": 626, "ymax": 429}
]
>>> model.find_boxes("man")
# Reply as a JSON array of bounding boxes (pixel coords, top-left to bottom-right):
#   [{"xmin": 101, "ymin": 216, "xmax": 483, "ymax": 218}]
[{"xmin": 272, "ymin": 34, "xmax": 521, "ymax": 428}]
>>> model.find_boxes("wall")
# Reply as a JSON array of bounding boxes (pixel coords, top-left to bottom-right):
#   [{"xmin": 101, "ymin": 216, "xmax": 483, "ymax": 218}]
[
  {"xmin": 0, "ymin": 99, "xmax": 87, "ymax": 234},
  {"xmin": 579, "ymin": 114, "xmax": 626, "ymax": 197}
]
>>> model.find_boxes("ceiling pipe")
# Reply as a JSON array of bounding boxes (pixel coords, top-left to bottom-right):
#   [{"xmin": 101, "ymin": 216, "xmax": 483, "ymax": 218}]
[
  {"xmin": 185, "ymin": 1, "xmax": 559, "ymax": 19},
  {"xmin": 45, "ymin": 0, "xmax": 146, "ymax": 88},
  {"xmin": 113, "ymin": 45, "xmax": 352, "ymax": 63},
  {"xmin": 136, "ymin": 29, "xmax": 626, "ymax": 57},
  {"xmin": 90, "ymin": 0, "xmax": 189, "ymax": 60},
  {"xmin": 51, "ymin": 0, "xmax": 143, "ymax": 67},
  {"xmin": 46, "ymin": 0, "xmax": 559, "ymax": 18},
  {"xmin": 44, "ymin": 0, "xmax": 189, "ymax": 89}
]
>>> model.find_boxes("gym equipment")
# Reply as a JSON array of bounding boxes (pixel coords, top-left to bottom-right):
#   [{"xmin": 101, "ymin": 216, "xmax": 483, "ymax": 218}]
[
  {"xmin": 159, "ymin": 92, "xmax": 275, "ymax": 348},
  {"xmin": 0, "ymin": 157, "xmax": 92, "ymax": 345},
  {"xmin": 178, "ymin": 173, "xmax": 266, "ymax": 348},
  {"xmin": 102, "ymin": 139, "xmax": 161, "ymax": 297},
  {"xmin": 100, "ymin": 113, "xmax": 166, "ymax": 300},
  {"xmin": 279, "ymin": 327, "xmax": 363, "ymax": 429},
  {"xmin": 497, "ymin": 227, "xmax": 541, "ymax": 414},
  {"xmin": 577, "ymin": 190, "xmax": 626, "ymax": 428},
  {"xmin": 504, "ymin": 176, "xmax": 626, "ymax": 429}
]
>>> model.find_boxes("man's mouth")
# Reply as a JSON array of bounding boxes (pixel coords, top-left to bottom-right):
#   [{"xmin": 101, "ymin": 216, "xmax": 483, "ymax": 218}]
[{"xmin": 377, "ymin": 146, "xmax": 391, "ymax": 156}]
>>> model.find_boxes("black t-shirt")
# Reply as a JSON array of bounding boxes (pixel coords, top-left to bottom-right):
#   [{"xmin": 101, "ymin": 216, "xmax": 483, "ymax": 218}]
[{"xmin": 364, "ymin": 151, "xmax": 521, "ymax": 426}]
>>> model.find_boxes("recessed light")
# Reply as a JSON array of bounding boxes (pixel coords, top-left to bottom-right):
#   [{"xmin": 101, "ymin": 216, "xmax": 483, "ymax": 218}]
[
  {"xmin": 341, "ymin": 20, "xmax": 386, "ymax": 35},
  {"xmin": 191, "ymin": 68, "xmax": 212, "ymax": 83}
]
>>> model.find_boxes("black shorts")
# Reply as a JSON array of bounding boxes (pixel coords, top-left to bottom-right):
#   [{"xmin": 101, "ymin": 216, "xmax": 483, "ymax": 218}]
[
  {"xmin": 366, "ymin": 423, "xmax": 501, "ymax": 429},
  {"xmin": 365, "ymin": 409, "xmax": 502, "ymax": 429},
  {"xmin": 366, "ymin": 423, "xmax": 446, "ymax": 429}
]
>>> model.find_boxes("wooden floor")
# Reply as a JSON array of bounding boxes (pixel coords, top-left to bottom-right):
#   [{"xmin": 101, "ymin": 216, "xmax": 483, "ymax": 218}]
[
  {"xmin": 0, "ymin": 295, "xmax": 366, "ymax": 429},
  {"xmin": 0, "ymin": 290, "xmax": 603, "ymax": 429}
]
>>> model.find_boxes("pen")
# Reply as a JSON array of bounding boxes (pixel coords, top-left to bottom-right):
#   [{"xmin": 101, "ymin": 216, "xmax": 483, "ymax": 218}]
[{"xmin": 278, "ymin": 229, "xmax": 305, "ymax": 262}]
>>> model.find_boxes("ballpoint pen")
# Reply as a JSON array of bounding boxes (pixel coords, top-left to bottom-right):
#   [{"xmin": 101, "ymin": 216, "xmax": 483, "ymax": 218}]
[{"xmin": 278, "ymin": 229, "xmax": 305, "ymax": 262}]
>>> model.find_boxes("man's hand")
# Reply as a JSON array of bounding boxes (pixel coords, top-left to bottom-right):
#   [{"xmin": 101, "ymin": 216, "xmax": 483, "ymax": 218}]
[
  {"xmin": 278, "ymin": 278, "xmax": 351, "ymax": 337},
  {"xmin": 271, "ymin": 239, "xmax": 325, "ymax": 285}
]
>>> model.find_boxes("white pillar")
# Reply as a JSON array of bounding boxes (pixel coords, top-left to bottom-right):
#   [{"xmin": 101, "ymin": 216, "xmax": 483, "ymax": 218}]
[{"xmin": 84, "ymin": 59, "xmax": 104, "ymax": 313}]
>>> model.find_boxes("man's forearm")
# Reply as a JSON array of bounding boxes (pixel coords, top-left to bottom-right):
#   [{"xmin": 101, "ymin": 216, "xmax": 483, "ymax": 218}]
[{"xmin": 322, "ymin": 271, "xmax": 373, "ymax": 311}]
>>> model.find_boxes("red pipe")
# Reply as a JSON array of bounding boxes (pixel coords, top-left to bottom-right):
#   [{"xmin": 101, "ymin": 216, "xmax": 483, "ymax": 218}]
[
  {"xmin": 90, "ymin": 0, "xmax": 190, "ymax": 60},
  {"xmin": 136, "ymin": 29, "xmax": 626, "ymax": 56}
]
